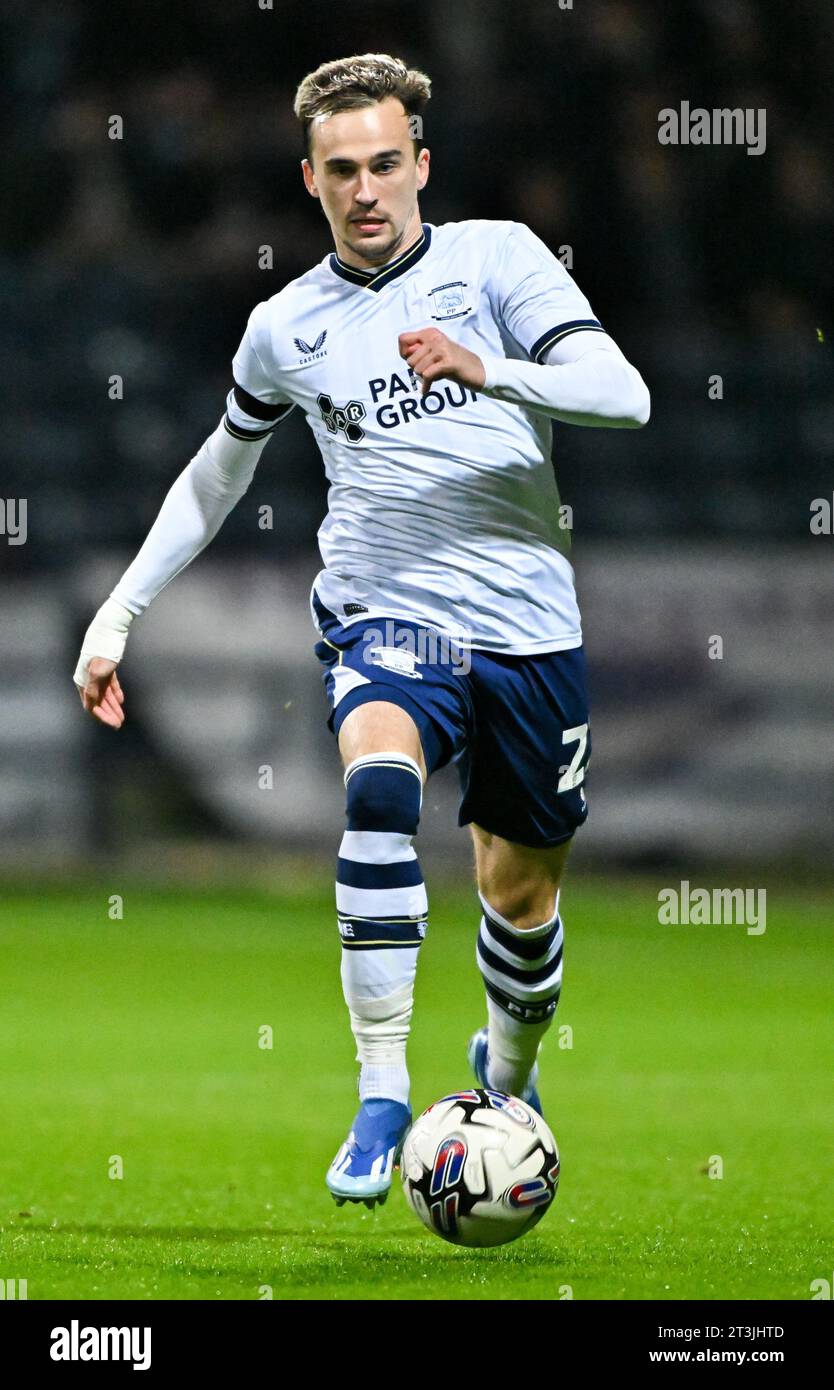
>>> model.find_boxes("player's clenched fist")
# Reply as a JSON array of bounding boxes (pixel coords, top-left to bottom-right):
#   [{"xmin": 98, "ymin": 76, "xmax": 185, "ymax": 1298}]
[{"xmin": 398, "ymin": 327, "xmax": 486, "ymax": 395}]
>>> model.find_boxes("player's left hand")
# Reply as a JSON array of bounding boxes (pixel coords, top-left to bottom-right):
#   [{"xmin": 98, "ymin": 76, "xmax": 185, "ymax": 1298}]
[{"xmin": 398, "ymin": 328, "xmax": 486, "ymax": 396}]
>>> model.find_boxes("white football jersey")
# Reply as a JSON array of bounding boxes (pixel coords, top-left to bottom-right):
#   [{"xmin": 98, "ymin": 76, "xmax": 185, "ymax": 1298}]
[{"xmin": 228, "ymin": 219, "xmax": 606, "ymax": 653}]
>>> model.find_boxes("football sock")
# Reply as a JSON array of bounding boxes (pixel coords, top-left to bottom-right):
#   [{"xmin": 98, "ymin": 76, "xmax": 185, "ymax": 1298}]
[
  {"xmin": 336, "ymin": 751, "xmax": 426, "ymax": 1109},
  {"xmin": 476, "ymin": 890, "xmax": 563, "ymax": 1095}
]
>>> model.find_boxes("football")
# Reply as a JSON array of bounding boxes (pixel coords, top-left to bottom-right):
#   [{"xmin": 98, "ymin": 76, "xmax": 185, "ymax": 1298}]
[{"xmin": 400, "ymin": 1088, "xmax": 560, "ymax": 1247}]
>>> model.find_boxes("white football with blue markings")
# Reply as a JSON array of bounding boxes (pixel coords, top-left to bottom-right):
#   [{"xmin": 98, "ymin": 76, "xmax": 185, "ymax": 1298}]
[{"xmin": 401, "ymin": 1088, "xmax": 559, "ymax": 1247}]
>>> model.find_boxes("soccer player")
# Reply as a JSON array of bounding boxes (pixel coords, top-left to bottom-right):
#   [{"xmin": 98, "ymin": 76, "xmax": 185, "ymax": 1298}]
[{"xmin": 74, "ymin": 53, "xmax": 649, "ymax": 1208}]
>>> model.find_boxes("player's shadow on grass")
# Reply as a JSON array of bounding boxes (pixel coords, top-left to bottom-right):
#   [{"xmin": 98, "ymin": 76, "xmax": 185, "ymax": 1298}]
[
  {"xmin": 22, "ymin": 1221, "xmax": 427, "ymax": 1243},
  {"xmin": 23, "ymin": 1221, "xmax": 566, "ymax": 1267}
]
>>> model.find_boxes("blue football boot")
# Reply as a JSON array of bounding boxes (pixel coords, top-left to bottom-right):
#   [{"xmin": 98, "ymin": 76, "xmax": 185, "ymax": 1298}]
[
  {"xmin": 326, "ymin": 1098, "xmax": 412, "ymax": 1208},
  {"xmin": 467, "ymin": 1026, "xmax": 544, "ymax": 1117}
]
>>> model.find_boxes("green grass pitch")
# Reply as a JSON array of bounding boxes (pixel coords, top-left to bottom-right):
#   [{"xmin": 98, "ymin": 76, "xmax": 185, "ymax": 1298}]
[{"xmin": 0, "ymin": 876, "xmax": 830, "ymax": 1301}]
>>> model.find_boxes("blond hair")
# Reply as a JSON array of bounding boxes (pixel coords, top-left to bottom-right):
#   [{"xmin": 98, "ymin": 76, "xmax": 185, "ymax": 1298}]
[{"xmin": 294, "ymin": 53, "xmax": 431, "ymax": 158}]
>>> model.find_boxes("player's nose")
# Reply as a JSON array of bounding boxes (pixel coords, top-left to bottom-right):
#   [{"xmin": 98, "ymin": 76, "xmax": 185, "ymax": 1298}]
[{"xmin": 354, "ymin": 173, "xmax": 379, "ymax": 205}]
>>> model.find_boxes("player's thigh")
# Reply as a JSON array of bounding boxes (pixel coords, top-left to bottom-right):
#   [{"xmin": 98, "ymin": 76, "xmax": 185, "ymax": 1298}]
[
  {"xmin": 470, "ymin": 823, "xmax": 572, "ymax": 930},
  {"xmin": 457, "ymin": 645, "xmax": 590, "ymax": 878},
  {"xmin": 338, "ymin": 698, "xmax": 428, "ymax": 780}
]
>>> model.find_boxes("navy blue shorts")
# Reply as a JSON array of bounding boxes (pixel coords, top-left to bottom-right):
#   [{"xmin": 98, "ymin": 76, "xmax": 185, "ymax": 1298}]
[{"xmin": 312, "ymin": 601, "xmax": 591, "ymax": 850}]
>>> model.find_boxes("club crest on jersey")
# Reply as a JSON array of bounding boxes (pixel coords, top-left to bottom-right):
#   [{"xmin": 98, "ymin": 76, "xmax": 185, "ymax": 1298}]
[
  {"xmin": 427, "ymin": 281, "xmax": 471, "ymax": 321},
  {"xmin": 294, "ymin": 330, "xmax": 328, "ymax": 361}
]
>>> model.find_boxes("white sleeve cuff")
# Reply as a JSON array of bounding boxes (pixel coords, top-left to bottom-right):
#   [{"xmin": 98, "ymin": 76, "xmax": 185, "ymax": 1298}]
[{"xmin": 479, "ymin": 355, "xmax": 506, "ymax": 393}]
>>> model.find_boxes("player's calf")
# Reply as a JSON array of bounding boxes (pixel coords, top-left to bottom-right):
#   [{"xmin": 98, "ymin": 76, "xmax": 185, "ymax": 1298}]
[
  {"xmin": 473, "ymin": 890, "xmax": 564, "ymax": 1104},
  {"xmin": 329, "ymin": 748, "xmax": 426, "ymax": 1202}
]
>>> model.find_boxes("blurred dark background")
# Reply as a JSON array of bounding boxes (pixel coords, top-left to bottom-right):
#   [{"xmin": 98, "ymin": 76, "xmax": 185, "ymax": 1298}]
[
  {"xmin": 2, "ymin": 0, "xmax": 833, "ymax": 873},
  {"xmin": 3, "ymin": 0, "xmax": 832, "ymax": 557}
]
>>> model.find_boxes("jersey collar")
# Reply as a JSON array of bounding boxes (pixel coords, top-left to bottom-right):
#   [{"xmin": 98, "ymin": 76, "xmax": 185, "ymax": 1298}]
[{"xmin": 329, "ymin": 224, "xmax": 432, "ymax": 292}]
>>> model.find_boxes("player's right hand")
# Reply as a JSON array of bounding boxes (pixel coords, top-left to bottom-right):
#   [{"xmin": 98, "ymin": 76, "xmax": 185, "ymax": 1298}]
[
  {"xmin": 73, "ymin": 597, "xmax": 135, "ymax": 728},
  {"xmin": 76, "ymin": 657, "xmax": 126, "ymax": 728}
]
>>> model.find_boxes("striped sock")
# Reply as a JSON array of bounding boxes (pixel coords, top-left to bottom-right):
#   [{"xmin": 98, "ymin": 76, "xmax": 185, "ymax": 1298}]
[
  {"xmin": 337, "ymin": 752, "xmax": 427, "ymax": 1108},
  {"xmin": 476, "ymin": 891, "xmax": 563, "ymax": 1096}
]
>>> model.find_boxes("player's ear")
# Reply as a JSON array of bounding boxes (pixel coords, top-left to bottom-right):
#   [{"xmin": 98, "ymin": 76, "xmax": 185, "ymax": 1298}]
[
  {"xmin": 301, "ymin": 158, "xmax": 320, "ymax": 199},
  {"xmin": 415, "ymin": 147, "xmax": 430, "ymax": 192}
]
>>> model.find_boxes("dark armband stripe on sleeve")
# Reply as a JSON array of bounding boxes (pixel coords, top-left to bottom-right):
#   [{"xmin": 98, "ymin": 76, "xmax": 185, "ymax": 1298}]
[
  {"xmin": 223, "ymin": 417, "xmax": 280, "ymax": 442},
  {"xmin": 530, "ymin": 320, "xmax": 605, "ymax": 363},
  {"xmin": 232, "ymin": 380, "xmax": 294, "ymax": 422}
]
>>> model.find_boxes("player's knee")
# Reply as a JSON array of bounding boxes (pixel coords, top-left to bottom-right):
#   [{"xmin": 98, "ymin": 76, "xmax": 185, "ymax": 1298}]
[
  {"xmin": 344, "ymin": 752, "xmax": 423, "ymax": 835},
  {"xmin": 481, "ymin": 883, "xmax": 559, "ymax": 932}
]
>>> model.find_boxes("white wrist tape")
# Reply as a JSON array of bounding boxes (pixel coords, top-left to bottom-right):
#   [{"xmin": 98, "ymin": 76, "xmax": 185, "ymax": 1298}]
[{"xmin": 73, "ymin": 596, "xmax": 135, "ymax": 689}]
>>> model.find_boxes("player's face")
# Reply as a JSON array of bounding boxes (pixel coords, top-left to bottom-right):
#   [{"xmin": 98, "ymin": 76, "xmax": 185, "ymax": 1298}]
[{"xmin": 302, "ymin": 96, "xmax": 429, "ymax": 268}]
